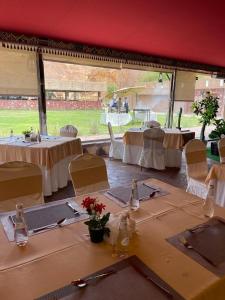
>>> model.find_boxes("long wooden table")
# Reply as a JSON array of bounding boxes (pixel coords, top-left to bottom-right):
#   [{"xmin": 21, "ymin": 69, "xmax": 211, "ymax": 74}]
[{"xmin": 0, "ymin": 179, "xmax": 225, "ymax": 300}]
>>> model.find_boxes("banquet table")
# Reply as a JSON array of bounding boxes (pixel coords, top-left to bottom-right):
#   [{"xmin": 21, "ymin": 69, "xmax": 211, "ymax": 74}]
[
  {"xmin": 123, "ymin": 128, "xmax": 195, "ymax": 150},
  {"xmin": 0, "ymin": 179, "xmax": 225, "ymax": 300},
  {"xmin": 123, "ymin": 128, "xmax": 195, "ymax": 166},
  {"xmin": 0, "ymin": 136, "xmax": 82, "ymax": 196}
]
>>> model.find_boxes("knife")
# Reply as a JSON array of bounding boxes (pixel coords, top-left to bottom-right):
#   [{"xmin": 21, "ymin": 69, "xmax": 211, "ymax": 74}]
[
  {"xmin": 32, "ymin": 218, "xmax": 67, "ymax": 233},
  {"xmin": 66, "ymin": 202, "xmax": 80, "ymax": 216}
]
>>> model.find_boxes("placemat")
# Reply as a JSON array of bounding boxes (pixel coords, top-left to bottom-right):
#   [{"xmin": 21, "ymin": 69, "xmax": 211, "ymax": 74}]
[
  {"xmin": 106, "ymin": 182, "xmax": 168, "ymax": 207},
  {"xmin": 10, "ymin": 202, "xmax": 79, "ymax": 231},
  {"xmin": 167, "ymin": 217, "xmax": 225, "ymax": 277},
  {"xmin": 36, "ymin": 255, "xmax": 184, "ymax": 300},
  {"xmin": 0, "ymin": 198, "xmax": 87, "ymax": 241}
]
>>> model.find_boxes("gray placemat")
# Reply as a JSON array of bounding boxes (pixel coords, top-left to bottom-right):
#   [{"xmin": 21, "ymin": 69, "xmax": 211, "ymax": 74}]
[
  {"xmin": 0, "ymin": 198, "xmax": 87, "ymax": 241},
  {"xmin": 36, "ymin": 255, "xmax": 184, "ymax": 300},
  {"xmin": 10, "ymin": 203, "xmax": 79, "ymax": 231},
  {"xmin": 106, "ymin": 183, "xmax": 168, "ymax": 207},
  {"xmin": 167, "ymin": 217, "xmax": 225, "ymax": 277}
]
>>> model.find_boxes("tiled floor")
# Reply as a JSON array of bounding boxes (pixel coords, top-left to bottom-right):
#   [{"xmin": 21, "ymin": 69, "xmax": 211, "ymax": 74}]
[{"xmin": 45, "ymin": 156, "xmax": 191, "ymax": 202}]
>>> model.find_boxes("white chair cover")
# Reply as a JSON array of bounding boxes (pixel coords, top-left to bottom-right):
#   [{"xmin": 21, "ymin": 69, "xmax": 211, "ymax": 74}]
[
  {"xmin": 108, "ymin": 122, "xmax": 124, "ymax": 160},
  {"xmin": 218, "ymin": 138, "xmax": 225, "ymax": 163},
  {"xmin": 144, "ymin": 120, "xmax": 161, "ymax": 128},
  {"xmin": 139, "ymin": 128, "xmax": 165, "ymax": 170},
  {"xmin": 0, "ymin": 161, "xmax": 44, "ymax": 211},
  {"xmin": 206, "ymin": 164, "xmax": 225, "ymax": 207},
  {"xmin": 69, "ymin": 153, "xmax": 109, "ymax": 196},
  {"xmin": 60, "ymin": 125, "xmax": 78, "ymax": 138},
  {"xmin": 184, "ymin": 139, "xmax": 208, "ymax": 199}
]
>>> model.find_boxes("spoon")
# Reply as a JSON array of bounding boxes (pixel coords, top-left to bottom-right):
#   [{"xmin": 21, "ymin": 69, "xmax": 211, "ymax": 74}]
[
  {"xmin": 32, "ymin": 218, "xmax": 67, "ymax": 233},
  {"xmin": 72, "ymin": 270, "xmax": 116, "ymax": 288}
]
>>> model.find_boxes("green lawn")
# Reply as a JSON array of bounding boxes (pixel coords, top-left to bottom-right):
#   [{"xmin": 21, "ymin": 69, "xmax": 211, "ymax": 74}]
[{"xmin": 0, "ymin": 109, "xmax": 201, "ymax": 137}]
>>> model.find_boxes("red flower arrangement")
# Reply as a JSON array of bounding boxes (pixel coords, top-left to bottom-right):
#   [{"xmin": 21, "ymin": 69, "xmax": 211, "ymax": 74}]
[{"xmin": 82, "ymin": 196, "xmax": 110, "ymax": 235}]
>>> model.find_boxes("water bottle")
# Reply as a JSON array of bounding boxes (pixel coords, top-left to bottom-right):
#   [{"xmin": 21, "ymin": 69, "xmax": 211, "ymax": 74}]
[
  {"xmin": 14, "ymin": 203, "xmax": 28, "ymax": 246},
  {"xmin": 115, "ymin": 214, "xmax": 130, "ymax": 257},
  {"xmin": 10, "ymin": 129, "xmax": 13, "ymax": 138},
  {"xmin": 130, "ymin": 179, "xmax": 140, "ymax": 211},
  {"xmin": 203, "ymin": 184, "xmax": 214, "ymax": 218}
]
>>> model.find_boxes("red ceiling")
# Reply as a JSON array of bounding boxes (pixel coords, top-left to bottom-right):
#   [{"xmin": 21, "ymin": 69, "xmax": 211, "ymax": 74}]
[{"xmin": 0, "ymin": 0, "xmax": 225, "ymax": 68}]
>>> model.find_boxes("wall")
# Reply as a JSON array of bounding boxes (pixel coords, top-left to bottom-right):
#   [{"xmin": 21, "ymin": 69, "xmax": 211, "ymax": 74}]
[{"xmin": 0, "ymin": 99, "xmax": 102, "ymax": 110}]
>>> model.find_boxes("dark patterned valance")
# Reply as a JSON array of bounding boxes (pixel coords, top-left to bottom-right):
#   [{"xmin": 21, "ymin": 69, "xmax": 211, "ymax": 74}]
[{"xmin": 1, "ymin": 31, "xmax": 225, "ymax": 74}]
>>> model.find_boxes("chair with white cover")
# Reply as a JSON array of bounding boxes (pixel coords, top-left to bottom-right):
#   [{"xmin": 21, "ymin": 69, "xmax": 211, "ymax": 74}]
[
  {"xmin": 184, "ymin": 139, "xmax": 208, "ymax": 199},
  {"xmin": 60, "ymin": 125, "xmax": 78, "ymax": 138},
  {"xmin": 218, "ymin": 137, "xmax": 225, "ymax": 163},
  {"xmin": 205, "ymin": 164, "xmax": 225, "ymax": 207},
  {"xmin": 139, "ymin": 128, "xmax": 165, "ymax": 170},
  {"xmin": 0, "ymin": 161, "xmax": 44, "ymax": 211},
  {"xmin": 108, "ymin": 122, "xmax": 124, "ymax": 160},
  {"xmin": 69, "ymin": 153, "xmax": 110, "ymax": 196},
  {"xmin": 144, "ymin": 120, "xmax": 161, "ymax": 128}
]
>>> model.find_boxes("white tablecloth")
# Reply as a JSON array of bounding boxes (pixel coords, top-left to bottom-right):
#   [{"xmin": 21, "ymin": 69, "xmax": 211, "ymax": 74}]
[
  {"xmin": 101, "ymin": 112, "xmax": 132, "ymax": 126},
  {"xmin": 0, "ymin": 136, "xmax": 82, "ymax": 196}
]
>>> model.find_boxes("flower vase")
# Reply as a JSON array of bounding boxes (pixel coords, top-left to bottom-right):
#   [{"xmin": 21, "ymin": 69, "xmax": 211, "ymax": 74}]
[{"xmin": 89, "ymin": 227, "xmax": 104, "ymax": 243}]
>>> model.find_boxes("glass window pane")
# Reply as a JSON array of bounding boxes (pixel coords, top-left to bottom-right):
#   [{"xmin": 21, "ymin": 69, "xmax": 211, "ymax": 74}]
[
  {"xmin": 44, "ymin": 61, "xmax": 172, "ymax": 140},
  {"xmin": 0, "ymin": 96, "xmax": 39, "ymax": 136}
]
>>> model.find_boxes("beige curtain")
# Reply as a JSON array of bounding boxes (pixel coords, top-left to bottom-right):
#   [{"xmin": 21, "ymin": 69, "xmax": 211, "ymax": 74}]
[
  {"xmin": 0, "ymin": 46, "xmax": 38, "ymax": 95},
  {"xmin": 175, "ymin": 70, "xmax": 196, "ymax": 101}
]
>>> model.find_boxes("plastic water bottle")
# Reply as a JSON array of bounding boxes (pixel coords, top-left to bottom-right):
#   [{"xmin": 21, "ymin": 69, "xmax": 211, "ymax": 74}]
[
  {"xmin": 14, "ymin": 203, "xmax": 28, "ymax": 246},
  {"xmin": 116, "ymin": 214, "xmax": 130, "ymax": 257},
  {"xmin": 130, "ymin": 179, "xmax": 140, "ymax": 211},
  {"xmin": 203, "ymin": 184, "xmax": 214, "ymax": 218},
  {"xmin": 10, "ymin": 129, "xmax": 13, "ymax": 138}
]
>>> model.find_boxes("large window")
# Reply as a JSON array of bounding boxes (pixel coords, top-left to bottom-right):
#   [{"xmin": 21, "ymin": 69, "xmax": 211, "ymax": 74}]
[
  {"xmin": 172, "ymin": 75, "xmax": 225, "ymax": 139},
  {"xmin": 44, "ymin": 61, "xmax": 171, "ymax": 140}
]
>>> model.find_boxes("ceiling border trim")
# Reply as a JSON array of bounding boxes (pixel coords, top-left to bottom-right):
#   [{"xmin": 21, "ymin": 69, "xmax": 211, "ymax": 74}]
[{"xmin": 0, "ymin": 31, "xmax": 225, "ymax": 74}]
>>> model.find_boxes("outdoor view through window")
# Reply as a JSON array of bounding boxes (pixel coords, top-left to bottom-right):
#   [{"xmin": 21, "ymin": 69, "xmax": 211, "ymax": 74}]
[{"xmin": 0, "ymin": 60, "xmax": 224, "ymax": 140}]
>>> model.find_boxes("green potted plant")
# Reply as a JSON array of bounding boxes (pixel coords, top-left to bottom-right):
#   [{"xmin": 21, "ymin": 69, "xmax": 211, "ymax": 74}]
[
  {"xmin": 22, "ymin": 129, "xmax": 32, "ymax": 141},
  {"xmin": 192, "ymin": 91, "xmax": 219, "ymax": 141},
  {"xmin": 209, "ymin": 119, "xmax": 225, "ymax": 139},
  {"xmin": 209, "ymin": 119, "xmax": 225, "ymax": 156},
  {"xmin": 82, "ymin": 196, "xmax": 110, "ymax": 243}
]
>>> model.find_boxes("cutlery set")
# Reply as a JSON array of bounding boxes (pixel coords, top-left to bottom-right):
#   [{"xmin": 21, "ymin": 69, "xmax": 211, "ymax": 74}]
[{"xmin": 178, "ymin": 236, "xmax": 216, "ymax": 266}]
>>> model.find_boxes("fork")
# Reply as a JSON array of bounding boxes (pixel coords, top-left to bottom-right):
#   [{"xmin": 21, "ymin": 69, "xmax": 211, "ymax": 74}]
[
  {"xmin": 179, "ymin": 236, "xmax": 217, "ymax": 266},
  {"xmin": 187, "ymin": 224, "xmax": 210, "ymax": 233}
]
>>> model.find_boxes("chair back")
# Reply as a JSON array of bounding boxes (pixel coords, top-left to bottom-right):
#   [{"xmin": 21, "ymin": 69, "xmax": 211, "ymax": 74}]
[
  {"xmin": 0, "ymin": 161, "xmax": 43, "ymax": 211},
  {"xmin": 60, "ymin": 125, "xmax": 78, "ymax": 137},
  {"xmin": 144, "ymin": 120, "xmax": 161, "ymax": 128},
  {"xmin": 108, "ymin": 122, "xmax": 115, "ymax": 141},
  {"xmin": 218, "ymin": 138, "xmax": 225, "ymax": 163},
  {"xmin": 69, "ymin": 153, "xmax": 109, "ymax": 196},
  {"xmin": 184, "ymin": 139, "xmax": 208, "ymax": 179},
  {"xmin": 143, "ymin": 127, "xmax": 165, "ymax": 148}
]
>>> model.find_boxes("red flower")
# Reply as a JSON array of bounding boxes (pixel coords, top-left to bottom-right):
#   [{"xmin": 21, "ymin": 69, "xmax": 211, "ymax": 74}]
[
  {"xmin": 82, "ymin": 197, "xmax": 96, "ymax": 210},
  {"xmin": 94, "ymin": 203, "xmax": 106, "ymax": 214},
  {"xmin": 82, "ymin": 196, "xmax": 106, "ymax": 216}
]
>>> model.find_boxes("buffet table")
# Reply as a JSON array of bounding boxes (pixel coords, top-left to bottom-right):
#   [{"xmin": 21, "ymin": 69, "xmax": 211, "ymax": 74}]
[
  {"xmin": 0, "ymin": 179, "xmax": 224, "ymax": 300},
  {"xmin": 0, "ymin": 136, "xmax": 82, "ymax": 196}
]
